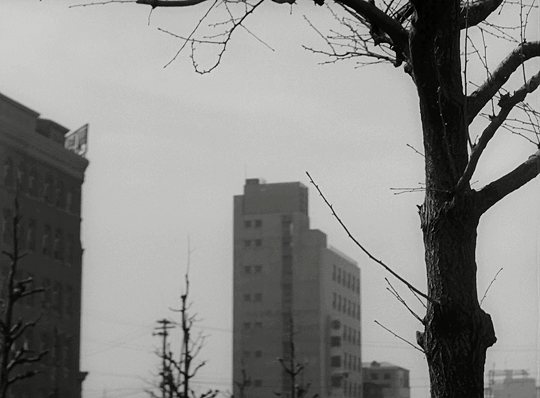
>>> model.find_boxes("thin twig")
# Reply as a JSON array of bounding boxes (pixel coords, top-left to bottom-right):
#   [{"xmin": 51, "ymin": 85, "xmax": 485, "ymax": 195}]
[
  {"xmin": 306, "ymin": 172, "xmax": 436, "ymax": 304},
  {"xmin": 385, "ymin": 278, "xmax": 424, "ymax": 324},
  {"xmin": 480, "ymin": 268, "xmax": 503, "ymax": 305},
  {"xmin": 374, "ymin": 320, "xmax": 424, "ymax": 353}
]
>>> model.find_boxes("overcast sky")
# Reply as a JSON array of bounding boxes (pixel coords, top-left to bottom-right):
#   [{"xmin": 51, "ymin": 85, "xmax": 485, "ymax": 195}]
[{"xmin": 0, "ymin": 1, "xmax": 539, "ymax": 397}]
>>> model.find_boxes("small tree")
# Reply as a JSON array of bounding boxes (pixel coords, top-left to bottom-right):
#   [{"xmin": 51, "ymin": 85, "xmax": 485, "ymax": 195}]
[
  {"xmin": 0, "ymin": 198, "xmax": 46, "ymax": 398},
  {"xmin": 275, "ymin": 316, "xmax": 317, "ymax": 398},
  {"xmin": 150, "ymin": 272, "xmax": 218, "ymax": 398}
]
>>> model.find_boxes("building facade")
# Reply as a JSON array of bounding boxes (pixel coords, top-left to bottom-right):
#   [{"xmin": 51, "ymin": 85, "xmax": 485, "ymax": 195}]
[
  {"xmin": 0, "ymin": 92, "xmax": 89, "ymax": 398},
  {"xmin": 362, "ymin": 361, "xmax": 410, "ymax": 398},
  {"xmin": 233, "ymin": 179, "xmax": 361, "ymax": 398}
]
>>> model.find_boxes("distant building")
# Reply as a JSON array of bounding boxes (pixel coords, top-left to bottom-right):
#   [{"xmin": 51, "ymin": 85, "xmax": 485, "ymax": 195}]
[
  {"xmin": 486, "ymin": 369, "xmax": 536, "ymax": 398},
  {"xmin": 233, "ymin": 179, "xmax": 362, "ymax": 398},
  {"xmin": 362, "ymin": 361, "xmax": 410, "ymax": 398},
  {"xmin": 0, "ymin": 92, "xmax": 89, "ymax": 398}
]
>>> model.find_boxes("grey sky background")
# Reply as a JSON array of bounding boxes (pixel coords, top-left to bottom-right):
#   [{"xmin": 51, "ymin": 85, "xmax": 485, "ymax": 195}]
[{"xmin": 0, "ymin": 2, "xmax": 539, "ymax": 397}]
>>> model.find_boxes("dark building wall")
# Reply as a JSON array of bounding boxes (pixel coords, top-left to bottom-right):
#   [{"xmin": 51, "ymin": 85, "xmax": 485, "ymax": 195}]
[{"xmin": 0, "ymin": 92, "xmax": 88, "ymax": 398}]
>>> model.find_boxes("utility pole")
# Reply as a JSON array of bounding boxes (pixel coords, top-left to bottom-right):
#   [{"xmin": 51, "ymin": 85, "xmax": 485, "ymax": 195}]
[{"xmin": 154, "ymin": 319, "xmax": 175, "ymax": 398}]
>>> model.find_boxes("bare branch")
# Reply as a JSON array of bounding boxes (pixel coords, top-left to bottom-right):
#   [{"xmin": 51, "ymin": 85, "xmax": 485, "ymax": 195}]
[
  {"xmin": 477, "ymin": 148, "xmax": 540, "ymax": 213},
  {"xmin": 334, "ymin": 0, "xmax": 410, "ymax": 61},
  {"xmin": 457, "ymin": 70, "xmax": 540, "ymax": 192},
  {"xmin": 374, "ymin": 320, "xmax": 424, "ymax": 353},
  {"xmin": 480, "ymin": 268, "xmax": 503, "ymax": 305},
  {"xmin": 385, "ymin": 278, "xmax": 424, "ymax": 324},
  {"xmin": 137, "ymin": 0, "xmax": 208, "ymax": 6},
  {"xmin": 467, "ymin": 41, "xmax": 540, "ymax": 123},
  {"xmin": 306, "ymin": 171, "xmax": 436, "ymax": 304},
  {"xmin": 460, "ymin": 0, "xmax": 504, "ymax": 29}
]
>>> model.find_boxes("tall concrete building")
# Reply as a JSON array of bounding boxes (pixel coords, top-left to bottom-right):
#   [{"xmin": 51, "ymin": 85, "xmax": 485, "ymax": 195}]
[
  {"xmin": 233, "ymin": 179, "xmax": 362, "ymax": 398},
  {"xmin": 0, "ymin": 92, "xmax": 89, "ymax": 398}
]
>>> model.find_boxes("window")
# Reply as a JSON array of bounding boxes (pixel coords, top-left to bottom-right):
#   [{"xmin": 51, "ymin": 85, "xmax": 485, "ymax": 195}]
[
  {"xmin": 66, "ymin": 285, "xmax": 75, "ymax": 316},
  {"xmin": 343, "ymin": 325, "xmax": 347, "ymax": 340},
  {"xmin": 332, "ymin": 292, "xmax": 336, "ymax": 309},
  {"xmin": 2, "ymin": 209, "xmax": 12, "ymax": 243},
  {"xmin": 243, "ymin": 322, "xmax": 251, "ymax": 330},
  {"xmin": 347, "ymin": 273, "xmax": 351, "ymax": 288},
  {"xmin": 371, "ymin": 373, "xmax": 379, "ymax": 380},
  {"xmin": 244, "ymin": 266, "xmax": 251, "ymax": 274},
  {"xmin": 4, "ymin": 158, "xmax": 13, "ymax": 187},
  {"xmin": 43, "ymin": 174, "xmax": 53, "ymax": 203},
  {"xmin": 254, "ymin": 293, "xmax": 262, "ymax": 302},
  {"xmin": 243, "ymin": 294, "xmax": 251, "ymax": 302},
  {"xmin": 42, "ymin": 225, "xmax": 52, "ymax": 256},
  {"xmin": 244, "ymin": 240, "xmax": 251, "ymax": 247},
  {"xmin": 331, "ymin": 320, "xmax": 341, "ymax": 330},
  {"xmin": 66, "ymin": 189, "xmax": 73, "ymax": 212},
  {"xmin": 17, "ymin": 163, "xmax": 27, "ymax": 192},
  {"xmin": 28, "ymin": 168, "xmax": 38, "ymax": 197},
  {"xmin": 244, "ymin": 220, "xmax": 252, "ymax": 228},
  {"xmin": 330, "ymin": 355, "xmax": 341, "ymax": 367},
  {"xmin": 55, "ymin": 180, "xmax": 65, "ymax": 208},
  {"xmin": 52, "ymin": 281, "xmax": 63, "ymax": 315},
  {"xmin": 42, "ymin": 278, "xmax": 51, "ymax": 310},
  {"xmin": 384, "ymin": 373, "xmax": 391, "ymax": 380},
  {"xmin": 66, "ymin": 234, "xmax": 76, "ymax": 265},
  {"xmin": 332, "ymin": 265, "xmax": 336, "ymax": 281},
  {"xmin": 343, "ymin": 353, "xmax": 348, "ymax": 369},
  {"xmin": 254, "ymin": 322, "xmax": 262, "ymax": 329},
  {"xmin": 243, "ymin": 350, "xmax": 251, "ymax": 358},
  {"xmin": 254, "ymin": 220, "xmax": 262, "ymax": 228},
  {"xmin": 254, "ymin": 380, "xmax": 262, "ymax": 387},
  {"xmin": 27, "ymin": 219, "xmax": 36, "ymax": 251},
  {"xmin": 53, "ymin": 228, "xmax": 64, "ymax": 261},
  {"xmin": 331, "ymin": 375, "xmax": 342, "ymax": 388},
  {"xmin": 254, "ymin": 265, "xmax": 262, "ymax": 274},
  {"xmin": 254, "ymin": 350, "xmax": 262, "ymax": 358},
  {"xmin": 338, "ymin": 295, "xmax": 342, "ymax": 312},
  {"xmin": 330, "ymin": 336, "xmax": 341, "ymax": 347},
  {"xmin": 254, "ymin": 239, "xmax": 262, "ymax": 247},
  {"xmin": 337, "ymin": 268, "xmax": 341, "ymax": 284}
]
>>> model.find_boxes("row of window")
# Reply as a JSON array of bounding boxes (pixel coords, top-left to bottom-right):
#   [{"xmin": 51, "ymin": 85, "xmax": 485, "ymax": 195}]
[
  {"xmin": 330, "ymin": 352, "xmax": 361, "ymax": 372},
  {"xmin": 3, "ymin": 158, "xmax": 80, "ymax": 214},
  {"xmin": 243, "ymin": 265, "xmax": 262, "ymax": 274},
  {"xmin": 330, "ymin": 326, "xmax": 360, "ymax": 347},
  {"xmin": 243, "ymin": 293, "xmax": 263, "ymax": 302},
  {"xmin": 244, "ymin": 239, "xmax": 262, "ymax": 247},
  {"xmin": 332, "ymin": 265, "xmax": 359, "ymax": 294},
  {"xmin": 242, "ymin": 349, "xmax": 263, "ymax": 358},
  {"xmin": 370, "ymin": 372, "xmax": 392, "ymax": 381},
  {"xmin": 242, "ymin": 321, "xmax": 263, "ymax": 330},
  {"xmin": 244, "ymin": 219, "xmax": 262, "ymax": 228},
  {"xmin": 0, "ymin": 268, "xmax": 77, "ymax": 318},
  {"xmin": 2, "ymin": 209, "xmax": 80, "ymax": 265},
  {"xmin": 332, "ymin": 293, "xmax": 360, "ymax": 320},
  {"xmin": 241, "ymin": 379, "xmax": 263, "ymax": 388}
]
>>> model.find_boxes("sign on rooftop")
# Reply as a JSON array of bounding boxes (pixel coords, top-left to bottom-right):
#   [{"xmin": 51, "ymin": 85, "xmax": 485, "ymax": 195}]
[{"xmin": 65, "ymin": 124, "xmax": 88, "ymax": 157}]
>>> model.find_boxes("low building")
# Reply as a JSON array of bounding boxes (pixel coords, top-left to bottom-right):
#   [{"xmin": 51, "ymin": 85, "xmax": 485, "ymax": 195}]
[
  {"xmin": 486, "ymin": 369, "xmax": 536, "ymax": 398},
  {"xmin": 362, "ymin": 361, "xmax": 410, "ymax": 398}
]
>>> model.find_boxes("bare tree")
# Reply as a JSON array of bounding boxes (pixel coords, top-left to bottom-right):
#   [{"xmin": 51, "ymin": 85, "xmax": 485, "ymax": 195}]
[
  {"xmin": 79, "ymin": 0, "xmax": 539, "ymax": 396},
  {"xmin": 0, "ymin": 198, "xmax": 46, "ymax": 398},
  {"xmin": 150, "ymin": 273, "xmax": 218, "ymax": 398},
  {"xmin": 275, "ymin": 316, "xmax": 317, "ymax": 398}
]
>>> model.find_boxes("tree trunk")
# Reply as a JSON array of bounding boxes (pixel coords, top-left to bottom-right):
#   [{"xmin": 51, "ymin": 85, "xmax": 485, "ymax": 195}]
[
  {"xmin": 408, "ymin": 1, "xmax": 498, "ymax": 395},
  {"xmin": 418, "ymin": 192, "xmax": 497, "ymax": 398}
]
